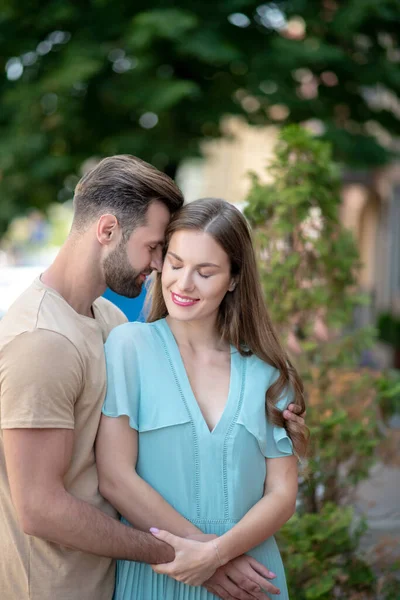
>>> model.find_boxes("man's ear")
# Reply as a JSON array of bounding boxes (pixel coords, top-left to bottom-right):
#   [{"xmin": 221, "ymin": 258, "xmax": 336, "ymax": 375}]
[{"xmin": 96, "ymin": 214, "xmax": 120, "ymax": 246}]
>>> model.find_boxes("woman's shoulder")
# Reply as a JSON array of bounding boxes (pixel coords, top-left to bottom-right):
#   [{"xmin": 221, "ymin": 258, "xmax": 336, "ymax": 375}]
[
  {"xmin": 244, "ymin": 352, "xmax": 293, "ymax": 414},
  {"xmin": 244, "ymin": 351, "xmax": 279, "ymax": 386},
  {"xmin": 105, "ymin": 320, "xmax": 163, "ymax": 353}
]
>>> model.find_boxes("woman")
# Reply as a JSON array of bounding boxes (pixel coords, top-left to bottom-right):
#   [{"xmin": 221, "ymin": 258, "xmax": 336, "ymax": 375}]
[{"xmin": 96, "ymin": 198, "xmax": 308, "ymax": 599}]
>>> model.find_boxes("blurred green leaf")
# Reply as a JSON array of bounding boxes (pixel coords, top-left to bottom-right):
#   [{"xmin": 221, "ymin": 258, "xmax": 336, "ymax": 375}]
[{"xmin": 1, "ymin": 0, "xmax": 400, "ymax": 231}]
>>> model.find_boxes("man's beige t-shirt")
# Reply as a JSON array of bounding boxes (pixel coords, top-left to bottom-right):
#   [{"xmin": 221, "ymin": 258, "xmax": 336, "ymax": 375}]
[{"xmin": 0, "ymin": 277, "xmax": 127, "ymax": 600}]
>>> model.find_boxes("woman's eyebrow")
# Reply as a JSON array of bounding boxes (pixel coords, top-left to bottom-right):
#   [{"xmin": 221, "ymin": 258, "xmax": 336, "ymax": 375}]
[{"xmin": 167, "ymin": 251, "xmax": 220, "ymax": 269}]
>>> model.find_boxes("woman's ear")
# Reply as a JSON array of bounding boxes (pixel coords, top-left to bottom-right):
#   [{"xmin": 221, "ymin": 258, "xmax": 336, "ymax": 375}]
[{"xmin": 228, "ymin": 278, "xmax": 237, "ymax": 292}]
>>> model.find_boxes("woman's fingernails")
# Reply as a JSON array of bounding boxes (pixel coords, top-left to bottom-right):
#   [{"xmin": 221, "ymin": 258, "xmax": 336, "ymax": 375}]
[{"xmin": 150, "ymin": 527, "xmax": 160, "ymax": 534}]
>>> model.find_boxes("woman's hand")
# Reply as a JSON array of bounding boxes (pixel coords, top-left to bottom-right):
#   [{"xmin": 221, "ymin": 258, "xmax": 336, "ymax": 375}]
[
  {"xmin": 186, "ymin": 532, "xmax": 217, "ymax": 542},
  {"xmin": 150, "ymin": 528, "xmax": 220, "ymax": 586}
]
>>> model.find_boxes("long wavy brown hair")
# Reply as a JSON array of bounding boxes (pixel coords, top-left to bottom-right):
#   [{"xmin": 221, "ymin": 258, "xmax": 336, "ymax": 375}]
[{"xmin": 147, "ymin": 198, "xmax": 309, "ymax": 458}]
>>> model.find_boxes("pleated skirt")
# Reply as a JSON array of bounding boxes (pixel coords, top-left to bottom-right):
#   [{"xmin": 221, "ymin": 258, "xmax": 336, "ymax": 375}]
[{"xmin": 113, "ymin": 523, "xmax": 289, "ymax": 600}]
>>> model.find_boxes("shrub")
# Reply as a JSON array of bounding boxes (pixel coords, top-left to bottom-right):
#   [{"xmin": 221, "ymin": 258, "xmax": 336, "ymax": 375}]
[{"xmin": 245, "ymin": 125, "xmax": 397, "ymax": 598}]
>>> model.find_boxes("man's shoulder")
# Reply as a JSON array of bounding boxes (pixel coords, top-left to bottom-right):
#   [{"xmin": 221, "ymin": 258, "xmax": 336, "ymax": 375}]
[
  {"xmin": 0, "ymin": 279, "xmax": 90, "ymax": 356},
  {"xmin": 94, "ymin": 297, "xmax": 128, "ymax": 332},
  {"xmin": 0, "ymin": 279, "xmax": 47, "ymax": 348},
  {"xmin": 2, "ymin": 328, "xmax": 82, "ymax": 369}
]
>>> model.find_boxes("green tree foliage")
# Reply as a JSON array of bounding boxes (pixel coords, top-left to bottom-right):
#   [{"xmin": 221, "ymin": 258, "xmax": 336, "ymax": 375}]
[
  {"xmin": 278, "ymin": 503, "xmax": 375, "ymax": 600},
  {"xmin": 1, "ymin": 0, "xmax": 400, "ymax": 232},
  {"xmin": 245, "ymin": 125, "xmax": 399, "ymax": 598}
]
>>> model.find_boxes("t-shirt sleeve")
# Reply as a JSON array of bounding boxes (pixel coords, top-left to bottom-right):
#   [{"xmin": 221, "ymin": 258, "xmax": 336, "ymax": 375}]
[
  {"xmin": 0, "ymin": 329, "xmax": 83, "ymax": 429},
  {"xmin": 102, "ymin": 325, "xmax": 140, "ymax": 431},
  {"xmin": 265, "ymin": 374, "xmax": 294, "ymax": 459}
]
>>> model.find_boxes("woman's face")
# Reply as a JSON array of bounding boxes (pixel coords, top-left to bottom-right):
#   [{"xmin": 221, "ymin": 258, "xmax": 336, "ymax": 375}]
[{"xmin": 161, "ymin": 230, "xmax": 235, "ymax": 323}]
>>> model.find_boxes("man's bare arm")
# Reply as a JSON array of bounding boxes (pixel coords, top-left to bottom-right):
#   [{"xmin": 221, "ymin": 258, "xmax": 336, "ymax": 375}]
[{"xmin": 3, "ymin": 427, "xmax": 174, "ymax": 564}]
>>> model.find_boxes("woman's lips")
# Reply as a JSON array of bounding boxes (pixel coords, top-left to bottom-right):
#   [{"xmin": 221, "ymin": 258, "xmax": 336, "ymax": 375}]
[{"xmin": 171, "ymin": 292, "xmax": 200, "ymax": 307}]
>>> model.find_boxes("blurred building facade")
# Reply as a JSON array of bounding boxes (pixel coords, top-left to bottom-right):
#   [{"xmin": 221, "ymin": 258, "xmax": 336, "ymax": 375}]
[{"xmin": 177, "ymin": 118, "xmax": 400, "ymax": 367}]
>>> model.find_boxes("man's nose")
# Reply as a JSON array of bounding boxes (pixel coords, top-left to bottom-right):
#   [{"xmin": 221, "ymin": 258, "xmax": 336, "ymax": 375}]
[{"xmin": 150, "ymin": 248, "xmax": 163, "ymax": 272}]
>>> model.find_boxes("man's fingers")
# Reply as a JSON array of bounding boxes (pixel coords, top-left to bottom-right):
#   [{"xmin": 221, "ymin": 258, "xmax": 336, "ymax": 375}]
[
  {"xmin": 215, "ymin": 573, "xmax": 257, "ymax": 600},
  {"xmin": 244, "ymin": 570, "xmax": 279, "ymax": 596},
  {"xmin": 206, "ymin": 575, "xmax": 256, "ymax": 600},
  {"xmin": 205, "ymin": 582, "xmax": 236, "ymax": 600},
  {"xmin": 286, "ymin": 403, "xmax": 306, "ymax": 417},
  {"xmin": 228, "ymin": 565, "xmax": 280, "ymax": 596},
  {"xmin": 240, "ymin": 564, "xmax": 280, "ymax": 596},
  {"xmin": 224, "ymin": 566, "xmax": 267, "ymax": 598},
  {"xmin": 284, "ymin": 407, "xmax": 306, "ymax": 424},
  {"xmin": 246, "ymin": 556, "xmax": 276, "ymax": 579},
  {"xmin": 283, "ymin": 412, "xmax": 305, "ymax": 425}
]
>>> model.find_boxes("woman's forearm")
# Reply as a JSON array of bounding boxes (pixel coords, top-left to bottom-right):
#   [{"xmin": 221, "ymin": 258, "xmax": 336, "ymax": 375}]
[
  {"xmin": 101, "ymin": 470, "xmax": 202, "ymax": 538},
  {"xmin": 216, "ymin": 455, "xmax": 298, "ymax": 563},
  {"xmin": 215, "ymin": 491, "xmax": 296, "ymax": 564}
]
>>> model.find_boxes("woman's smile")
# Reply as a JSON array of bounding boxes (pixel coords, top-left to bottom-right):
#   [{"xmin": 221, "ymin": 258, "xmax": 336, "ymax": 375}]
[{"xmin": 171, "ymin": 292, "xmax": 200, "ymax": 307}]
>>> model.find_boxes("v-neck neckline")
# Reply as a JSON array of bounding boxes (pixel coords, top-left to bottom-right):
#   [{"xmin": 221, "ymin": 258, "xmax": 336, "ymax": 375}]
[{"xmin": 157, "ymin": 318, "xmax": 240, "ymax": 436}]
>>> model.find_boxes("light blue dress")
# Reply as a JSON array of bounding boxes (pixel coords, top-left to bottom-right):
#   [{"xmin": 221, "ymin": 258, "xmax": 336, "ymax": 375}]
[{"xmin": 102, "ymin": 319, "xmax": 293, "ymax": 600}]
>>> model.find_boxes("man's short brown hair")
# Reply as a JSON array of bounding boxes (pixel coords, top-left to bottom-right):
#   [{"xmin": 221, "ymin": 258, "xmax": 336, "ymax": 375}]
[{"xmin": 72, "ymin": 155, "xmax": 184, "ymax": 238}]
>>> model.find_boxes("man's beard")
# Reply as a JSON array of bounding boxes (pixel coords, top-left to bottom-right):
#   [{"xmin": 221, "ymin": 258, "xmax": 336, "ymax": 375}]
[{"xmin": 103, "ymin": 242, "xmax": 148, "ymax": 298}]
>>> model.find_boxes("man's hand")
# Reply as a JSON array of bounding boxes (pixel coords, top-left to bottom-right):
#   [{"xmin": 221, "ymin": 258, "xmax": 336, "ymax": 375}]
[
  {"xmin": 283, "ymin": 403, "xmax": 306, "ymax": 427},
  {"xmin": 205, "ymin": 555, "xmax": 280, "ymax": 599},
  {"xmin": 185, "ymin": 534, "xmax": 280, "ymax": 598}
]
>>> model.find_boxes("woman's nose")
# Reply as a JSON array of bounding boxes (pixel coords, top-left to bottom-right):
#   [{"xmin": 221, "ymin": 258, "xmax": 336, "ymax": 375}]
[{"xmin": 177, "ymin": 270, "xmax": 194, "ymax": 292}]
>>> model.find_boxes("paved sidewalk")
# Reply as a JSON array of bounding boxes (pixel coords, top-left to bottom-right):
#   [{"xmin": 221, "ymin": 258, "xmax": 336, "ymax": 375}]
[{"xmin": 354, "ymin": 461, "xmax": 400, "ymax": 567}]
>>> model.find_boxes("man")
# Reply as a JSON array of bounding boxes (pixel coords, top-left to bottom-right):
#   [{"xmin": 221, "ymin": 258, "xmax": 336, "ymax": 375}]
[{"xmin": 0, "ymin": 155, "xmax": 305, "ymax": 600}]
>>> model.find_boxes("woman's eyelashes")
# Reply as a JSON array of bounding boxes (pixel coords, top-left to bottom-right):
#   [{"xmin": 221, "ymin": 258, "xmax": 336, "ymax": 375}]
[{"xmin": 170, "ymin": 264, "xmax": 211, "ymax": 279}]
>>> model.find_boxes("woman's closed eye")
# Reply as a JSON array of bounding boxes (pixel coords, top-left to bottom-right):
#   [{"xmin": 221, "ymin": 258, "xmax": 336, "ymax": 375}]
[{"xmin": 170, "ymin": 264, "xmax": 212, "ymax": 278}]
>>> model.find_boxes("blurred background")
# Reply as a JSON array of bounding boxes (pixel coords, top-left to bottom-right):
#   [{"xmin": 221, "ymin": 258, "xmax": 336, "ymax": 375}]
[{"xmin": 1, "ymin": 1, "xmax": 399, "ymax": 597}]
